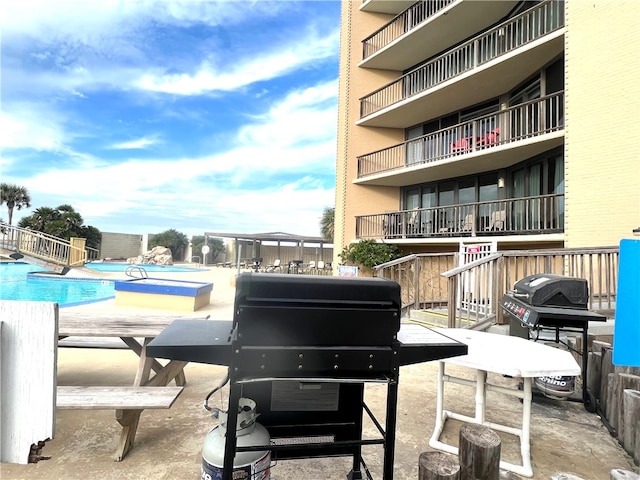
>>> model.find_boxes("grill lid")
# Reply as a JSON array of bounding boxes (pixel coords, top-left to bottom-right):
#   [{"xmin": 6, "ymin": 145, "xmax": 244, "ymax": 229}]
[
  {"xmin": 512, "ymin": 274, "xmax": 588, "ymax": 309},
  {"xmin": 233, "ymin": 273, "xmax": 401, "ymax": 348}
]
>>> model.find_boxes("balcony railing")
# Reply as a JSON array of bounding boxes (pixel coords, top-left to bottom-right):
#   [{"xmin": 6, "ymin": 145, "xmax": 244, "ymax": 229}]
[
  {"xmin": 357, "ymin": 92, "xmax": 564, "ymax": 178},
  {"xmin": 360, "ymin": 0, "xmax": 564, "ymax": 118},
  {"xmin": 356, "ymin": 194, "xmax": 564, "ymax": 240},
  {"xmin": 362, "ymin": 0, "xmax": 455, "ymax": 60}
]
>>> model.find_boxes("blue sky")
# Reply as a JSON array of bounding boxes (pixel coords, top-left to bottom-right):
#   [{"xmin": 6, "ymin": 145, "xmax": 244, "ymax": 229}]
[{"xmin": 1, "ymin": 0, "xmax": 340, "ymax": 238}]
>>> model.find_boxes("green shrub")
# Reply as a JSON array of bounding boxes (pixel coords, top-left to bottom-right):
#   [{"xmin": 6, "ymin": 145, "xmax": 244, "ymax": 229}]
[{"xmin": 339, "ymin": 240, "xmax": 401, "ymax": 269}]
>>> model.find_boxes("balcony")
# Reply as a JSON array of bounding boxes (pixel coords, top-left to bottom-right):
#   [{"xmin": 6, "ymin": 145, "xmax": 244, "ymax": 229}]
[
  {"xmin": 360, "ymin": 0, "xmax": 415, "ymax": 15},
  {"xmin": 358, "ymin": 0, "xmax": 565, "ymax": 128},
  {"xmin": 360, "ymin": 0, "xmax": 520, "ymax": 71},
  {"xmin": 356, "ymin": 194, "xmax": 564, "ymax": 241},
  {"xmin": 356, "ymin": 93, "xmax": 564, "ymax": 186}
]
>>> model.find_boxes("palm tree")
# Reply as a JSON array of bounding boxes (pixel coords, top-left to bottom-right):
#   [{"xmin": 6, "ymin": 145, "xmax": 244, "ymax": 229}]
[
  {"xmin": 57, "ymin": 204, "xmax": 84, "ymax": 236},
  {"xmin": 31, "ymin": 207, "xmax": 58, "ymax": 231},
  {"xmin": 0, "ymin": 183, "xmax": 32, "ymax": 225},
  {"xmin": 320, "ymin": 207, "xmax": 335, "ymax": 243}
]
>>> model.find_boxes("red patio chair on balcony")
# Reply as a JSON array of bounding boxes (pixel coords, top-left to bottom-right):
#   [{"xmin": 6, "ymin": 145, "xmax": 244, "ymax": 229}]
[
  {"xmin": 478, "ymin": 127, "xmax": 500, "ymax": 148},
  {"xmin": 451, "ymin": 137, "xmax": 472, "ymax": 154}
]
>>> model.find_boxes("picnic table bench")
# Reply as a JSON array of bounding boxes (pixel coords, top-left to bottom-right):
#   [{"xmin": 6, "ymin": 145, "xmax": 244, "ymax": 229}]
[{"xmin": 57, "ymin": 313, "xmax": 193, "ymax": 461}]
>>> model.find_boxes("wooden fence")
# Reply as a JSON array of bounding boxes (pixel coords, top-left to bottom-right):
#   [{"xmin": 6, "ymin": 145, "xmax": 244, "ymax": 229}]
[
  {"xmin": 574, "ymin": 338, "xmax": 640, "ymax": 467},
  {"xmin": 374, "ymin": 246, "xmax": 619, "ymax": 326}
]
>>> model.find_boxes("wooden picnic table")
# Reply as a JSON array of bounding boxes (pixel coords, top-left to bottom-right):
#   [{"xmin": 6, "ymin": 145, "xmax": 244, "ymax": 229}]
[{"xmin": 57, "ymin": 312, "xmax": 195, "ymax": 461}]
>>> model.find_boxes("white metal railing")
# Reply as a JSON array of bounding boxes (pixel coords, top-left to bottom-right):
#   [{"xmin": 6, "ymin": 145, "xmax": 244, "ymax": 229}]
[
  {"xmin": 126, "ymin": 265, "xmax": 149, "ymax": 278},
  {"xmin": 360, "ymin": 0, "xmax": 564, "ymax": 118},
  {"xmin": 357, "ymin": 194, "xmax": 564, "ymax": 240},
  {"xmin": 358, "ymin": 92, "xmax": 563, "ymax": 177},
  {"xmin": 362, "ymin": 0, "xmax": 455, "ymax": 59}
]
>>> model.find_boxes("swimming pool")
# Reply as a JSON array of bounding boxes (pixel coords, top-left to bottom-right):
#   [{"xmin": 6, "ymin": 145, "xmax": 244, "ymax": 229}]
[
  {"xmin": 0, "ymin": 262, "xmax": 115, "ymax": 307},
  {"xmin": 86, "ymin": 262, "xmax": 205, "ymax": 273}
]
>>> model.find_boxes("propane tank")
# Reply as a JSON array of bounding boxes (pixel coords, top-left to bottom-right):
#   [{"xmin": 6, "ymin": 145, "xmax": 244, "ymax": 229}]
[{"xmin": 201, "ymin": 398, "xmax": 271, "ymax": 480}]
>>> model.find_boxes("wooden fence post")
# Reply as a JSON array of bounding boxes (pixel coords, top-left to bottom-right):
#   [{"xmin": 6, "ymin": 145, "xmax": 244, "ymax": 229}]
[
  {"xmin": 459, "ymin": 424, "xmax": 501, "ymax": 480},
  {"xmin": 419, "ymin": 451, "xmax": 460, "ymax": 480},
  {"xmin": 635, "ymin": 423, "xmax": 640, "ymax": 466},
  {"xmin": 613, "ymin": 373, "xmax": 640, "ymax": 443},
  {"xmin": 601, "ymin": 347, "xmax": 614, "ymax": 415},
  {"xmin": 622, "ymin": 390, "xmax": 640, "ymax": 456},
  {"xmin": 587, "ymin": 351, "xmax": 602, "ymax": 400}
]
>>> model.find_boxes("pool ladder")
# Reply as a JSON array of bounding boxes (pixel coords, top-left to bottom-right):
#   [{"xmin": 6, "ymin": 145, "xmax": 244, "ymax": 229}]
[{"xmin": 125, "ymin": 265, "xmax": 149, "ymax": 278}]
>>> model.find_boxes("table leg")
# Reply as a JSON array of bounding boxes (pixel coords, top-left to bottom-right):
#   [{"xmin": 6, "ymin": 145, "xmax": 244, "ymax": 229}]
[
  {"xmin": 133, "ymin": 338, "xmax": 154, "ymax": 386},
  {"xmin": 520, "ymin": 378, "xmax": 533, "ymax": 476},
  {"xmin": 114, "ymin": 338, "xmax": 153, "ymax": 461},
  {"xmin": 474, "ymin": 369, "xmax": 487, "ymax": 424},
  {"xmin": 428, "ymin": 365, "xmax": 534, "ymax": 477},
  {"xmin": 429, "ymin": 362, "xmax": 446, "ymax": 449},
  {"xmin": 115, "ymin": 409, "xmax": 142, "ymax": 461},
  {"xmin": 122, "ymin": 337, "xmax": 187, "ymax": 386},
  {"xmin": 121, "ymin": 337, "xmax": 166, "ymax": 377},
  {"xmin": 175, "ymin": 369, "xmax": 186, "ymax": 387},
  {"xmin": 113, "ymin": 337, "xmax": 187, "ymax": 461}
]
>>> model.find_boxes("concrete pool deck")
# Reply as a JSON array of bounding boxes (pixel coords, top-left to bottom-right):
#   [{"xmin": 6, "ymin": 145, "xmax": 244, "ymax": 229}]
[{"xmin": 1, "ymin": 265, "xmax": 637, "ymax": 480}]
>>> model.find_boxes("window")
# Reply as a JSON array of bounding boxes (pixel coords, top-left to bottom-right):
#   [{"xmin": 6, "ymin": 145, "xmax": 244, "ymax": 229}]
[
  {"xmin": 550, "ymin": 156, "xmax": 564, "ymax": 228},
  {"xmin": 406, "ymin": 126, "xmax": 424, "ymax": 165},
  {"xmin": 458, "ymin": 179, "xmax": 475, "ymax": 205},
  {"xmin": 505, "ymin": 151, "xmax": 565, "ymax": 231},
  {"xmin": 529, "ymin": 163, "xmax": 542, "ymax": 229},
  {"xmin": 479, "ymin": 175, "xmax": 499, "ymax": 230},
  {"xmin": 510, "ymin": 79, "xmax": 541, "ymax": 140},
  {"xmin": 512, "ymin": 169, "xmax": 527, "ymax": 230},
  {"xmin": 404, "ymin": 188, "xmax": 420, "ymax": 210},
  {"xmin": 421, "ymin": 186, "xmax": 436, "ymax": 234}
]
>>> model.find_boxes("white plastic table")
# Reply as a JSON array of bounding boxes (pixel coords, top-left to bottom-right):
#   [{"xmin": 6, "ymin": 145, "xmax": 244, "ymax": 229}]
[{"xmin": 425, "ymin": 327, "xmax": 581, "ymax": 478}]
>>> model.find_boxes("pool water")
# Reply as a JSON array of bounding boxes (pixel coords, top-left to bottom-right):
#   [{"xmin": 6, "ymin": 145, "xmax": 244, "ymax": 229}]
[
  {"xmin": 86, "ymin": 262, "xmax": 203, "ymax": 273},
  {"xmin": 0, "ymin": 262, "xmax": 115, "ymax": 307}
]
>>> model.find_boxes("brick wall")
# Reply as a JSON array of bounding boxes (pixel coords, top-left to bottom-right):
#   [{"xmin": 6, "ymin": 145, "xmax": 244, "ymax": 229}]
[{"xmin": 565, "ymin": 1, "xmax": 640, "ymax": 247}]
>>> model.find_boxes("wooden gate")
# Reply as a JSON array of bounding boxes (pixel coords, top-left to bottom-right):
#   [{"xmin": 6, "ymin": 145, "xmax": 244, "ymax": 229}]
[{"xmin": 457, "ymin": 241, "xmax": 497, "ymax": 317}]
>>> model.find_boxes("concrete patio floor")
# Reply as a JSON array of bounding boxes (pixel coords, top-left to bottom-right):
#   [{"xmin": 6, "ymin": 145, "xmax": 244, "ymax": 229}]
[{"xmin": 1, "ymin": 266, "xmax": 637, "ymax": 479}]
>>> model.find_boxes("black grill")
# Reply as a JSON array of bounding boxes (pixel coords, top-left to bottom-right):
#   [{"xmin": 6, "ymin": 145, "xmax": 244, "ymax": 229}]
[
  {"xmin": 500, "ymin": 273, "xmax": 606, "ymax": 411},
  {"xmin": 148, "ymin": 272, "xmax": 467, "ymax": 480}
]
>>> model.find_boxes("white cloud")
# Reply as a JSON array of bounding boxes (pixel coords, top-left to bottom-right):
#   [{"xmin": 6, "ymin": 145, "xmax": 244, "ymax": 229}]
[
  {"xmin": 135, "ymin": 31, "xmax": 339, "ymax": 96},
  {"xmin": 11, "ymin": 77, "xmax": 336, "ymax": 189},
  {"xmin": 237, "ymin": 80, "xmax": 338, "ymax": 148},
  {"xmin": 110, "ymin": 137, "xmax": 159, "ymax": 150},
  {"xmin": 0, "ymin": 108, "xmax": 66, "ymax": 151},
  {"xmin": 16, "ymin": 168, "xmax": 334, "ymax": 237},
  {"xmin": 2, "ymin": 1, "xmax": 341, "ymax": 237},
  {"xmin": 1, "ymin": 1, "xmax": 318, "ymax": 98},
  {"xmin": 2, "ymin": 2, "xmax": 339, "ymax": 101},
  {"xmin": 0, "ymin": 1, "xmax": 274, "ymax": 41},
  {"xmin": 0, "ymin": 105, "xmax": 108, "ymax": 170}
]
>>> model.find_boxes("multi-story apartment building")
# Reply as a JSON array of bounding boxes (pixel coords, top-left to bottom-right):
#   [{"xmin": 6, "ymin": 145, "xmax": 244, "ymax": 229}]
[{"xmin": 334, "ymin": 0, "xmax": 640, "ymax": 264}]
